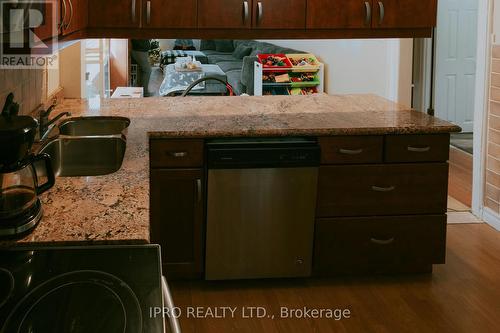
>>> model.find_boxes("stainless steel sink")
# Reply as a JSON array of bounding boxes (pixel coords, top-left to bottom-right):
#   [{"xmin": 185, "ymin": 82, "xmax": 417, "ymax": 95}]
[
  {"xmin": 36, "ymin": 136, "xmax": 127, "ymax": 177},
  {"xmin": 58, "ymin": 117, "xmax": 130, "ymax": 136}
]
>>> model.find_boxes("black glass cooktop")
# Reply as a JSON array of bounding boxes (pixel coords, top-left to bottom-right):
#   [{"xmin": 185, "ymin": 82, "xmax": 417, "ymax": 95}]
[{"xmin": 0, "ymin": 245, "xmax": 164, "ymax": 333}]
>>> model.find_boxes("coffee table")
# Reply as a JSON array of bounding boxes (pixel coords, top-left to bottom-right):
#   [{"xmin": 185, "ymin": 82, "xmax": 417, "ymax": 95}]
[{"xmin": 159, "ymin": 64, "xmax": 228, "ymax": 96}]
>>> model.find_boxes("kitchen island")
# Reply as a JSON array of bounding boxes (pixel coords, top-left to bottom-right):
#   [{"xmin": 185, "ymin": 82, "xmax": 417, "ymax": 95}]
[{"xmin": 1, "ymin": 94, "xmax": 460, "ymax": 278}]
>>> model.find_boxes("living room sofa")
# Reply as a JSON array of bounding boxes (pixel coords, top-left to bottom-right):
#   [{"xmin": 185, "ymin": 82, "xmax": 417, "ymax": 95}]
[{"xmin": 200, "ymin": 40, "xmax": 303, "ymax": 95}]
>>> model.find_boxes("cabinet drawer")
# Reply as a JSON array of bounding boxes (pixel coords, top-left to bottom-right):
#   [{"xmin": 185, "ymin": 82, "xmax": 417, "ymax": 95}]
[
  {"xmin": 313, "ymin": 215, "xmax": 447, "ymax": 275},
  {"xmin": 150, "ymin": 139, "xmax": 204, "ymax": 168},
  {"xmin": 385, "ymin": 134, "xmax": 450, "ymax": 162},
  {"xmin": 317, "ymin": 163, "xmax": 449, "ymax": 217},
  {"xmin": 319, "ymin": 136, "xmax": 383, "ymax": 164}
]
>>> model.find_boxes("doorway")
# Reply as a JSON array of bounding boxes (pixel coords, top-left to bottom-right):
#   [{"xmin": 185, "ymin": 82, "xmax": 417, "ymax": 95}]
[{"xmin": 413, "ymin": 0, "xmax": 480, "ymax": 210}]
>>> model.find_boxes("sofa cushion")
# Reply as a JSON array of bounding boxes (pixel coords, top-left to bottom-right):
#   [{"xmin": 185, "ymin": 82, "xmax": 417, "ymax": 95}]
[
  {"xmin": 207, "ymin": 54, "xmax": 237, "ymax": 64},
  {"xmin": 217, "ymin": 61, "xmax": 244, "ymax": 72},
  {"xmin": 232, "ymin": 44, "xmax": 253, "ymax": 59},
  {"xmin": 226, "ymin": 70, "xmax": 245, "ymax": 95},
  {"xmin": 200, "ymin": 40, "xmax": 216, "ymax": 51},
  {"xmin": 215, "ymin": 40, "xmax": 235, "ymax": 52}
]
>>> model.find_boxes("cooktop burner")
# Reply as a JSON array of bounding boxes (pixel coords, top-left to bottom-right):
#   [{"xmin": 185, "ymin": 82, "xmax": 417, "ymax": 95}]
[{"xmin": 0, "ymin": 245, "xmax": 164, "ymax": 333}]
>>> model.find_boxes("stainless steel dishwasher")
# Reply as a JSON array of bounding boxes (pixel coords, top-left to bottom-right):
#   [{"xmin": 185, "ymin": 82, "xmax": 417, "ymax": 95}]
[{"xmin": 205, "ymin": 138, "xmax": 320, "ymax": 280}]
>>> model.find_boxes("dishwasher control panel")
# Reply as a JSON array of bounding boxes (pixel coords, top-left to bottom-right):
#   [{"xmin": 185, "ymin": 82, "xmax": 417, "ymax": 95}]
[{"xmin": 207, "ymin": 137, "xmax": 320, "ymax": 169}]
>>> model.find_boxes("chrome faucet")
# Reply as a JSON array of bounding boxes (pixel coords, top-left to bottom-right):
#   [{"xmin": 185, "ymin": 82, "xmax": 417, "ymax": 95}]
[{"xmin": 38, "ymin": 105, "xmax": 71, "ymax": 141}]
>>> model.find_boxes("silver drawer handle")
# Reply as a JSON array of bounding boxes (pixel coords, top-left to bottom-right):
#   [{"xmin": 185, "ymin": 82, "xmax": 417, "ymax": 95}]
[
  {"xmin": 407, "ymin": 146, "xmax": 431, "ymax": 153},
  {"xmin": 132, "ymin": 0, "xmax": 136, "ymax": 23},
  {"xmin": 257, "ymin": 2, "xmax": 263, "ymax": 24},
  {"xmin": 146, "ymin": 0, "xmax": 151, "ymax": 25},
  {"xmin": 364, "ymin": 1, "xmax": 371, "ymax": 26},
  {"xmin": 371, "ymin": 185, "xmax": 396, "ymax": 192},
  {"xmin": 370, "ymin": 237, "xmax": 394, "ymax": 245},
  {"xmin": 243, "ymin": 1, "xmax": 249, "ymax": 24},
  {"xmin": 168, "ymin": 151, "xmax": 188, "ymax": 158},
  {"xmin": 378, "ymin": 1, "xmax": 385, "ymax": 25},
  {"xmin": 339, "ymin": 148, "xmax": 363, "ymax": 155},
  {"xmin": 196, "ymin": 178, "xmax": 202, "ymax": 203}
]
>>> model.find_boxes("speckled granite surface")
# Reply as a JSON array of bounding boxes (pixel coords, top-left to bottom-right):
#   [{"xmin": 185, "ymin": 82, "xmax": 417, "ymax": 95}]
[{"xmin": 2, "ymin": 94, "xmax": 461, "ymax": 247}]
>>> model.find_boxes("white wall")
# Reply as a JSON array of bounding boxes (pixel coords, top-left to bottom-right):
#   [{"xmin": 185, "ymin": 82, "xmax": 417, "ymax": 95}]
[{"xmin": 260, "ymin": 39, "xmax": 413, "ymax": 105}]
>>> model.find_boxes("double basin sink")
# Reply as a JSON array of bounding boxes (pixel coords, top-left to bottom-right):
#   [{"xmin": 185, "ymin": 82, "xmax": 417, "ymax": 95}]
[{"xmin": 36, "ymin": 117, "xmax": 131, "ymax": 177}]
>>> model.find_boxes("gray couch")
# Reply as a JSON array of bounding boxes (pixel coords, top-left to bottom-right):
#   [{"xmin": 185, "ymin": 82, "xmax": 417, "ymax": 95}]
[{"xmin": 200, "ymin": 40, "xmax": 303, "ymax": 95}]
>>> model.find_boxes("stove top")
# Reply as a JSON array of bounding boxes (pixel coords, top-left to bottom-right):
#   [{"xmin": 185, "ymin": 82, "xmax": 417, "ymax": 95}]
[{"xmin": 0, "ymin": 245, "xmax": 164, "ymax": 333}]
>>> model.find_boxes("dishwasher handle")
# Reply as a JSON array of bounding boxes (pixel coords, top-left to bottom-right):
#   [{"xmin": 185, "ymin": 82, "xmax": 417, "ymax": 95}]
[{"xmin": 162, "ymin": 276, "xmax": 181, "ymax": 333}]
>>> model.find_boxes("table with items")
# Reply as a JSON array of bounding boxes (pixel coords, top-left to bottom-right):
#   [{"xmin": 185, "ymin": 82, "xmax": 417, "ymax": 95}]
[{"xmin": 159, "ymin": 64, "xmax": 228, "ymax": 96}]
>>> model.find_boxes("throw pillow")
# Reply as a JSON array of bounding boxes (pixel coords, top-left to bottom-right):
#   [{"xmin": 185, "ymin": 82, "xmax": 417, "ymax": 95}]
[
  {"xmin": 215, "ymin": 40, "xmax": 235, "ymax": 53},
  {"xmin": 200, "ymin": 40, "xmax": 216, "ymax": 51},
  {"xmin": 232, "ymin": 45, "xmax": 253, "ymax": 59}
]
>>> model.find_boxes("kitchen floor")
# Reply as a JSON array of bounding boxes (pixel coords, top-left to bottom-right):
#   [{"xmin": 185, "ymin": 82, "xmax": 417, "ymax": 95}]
[{"xmin": 170, "ymin": 223, "xmax": 499, "ymax": 333}]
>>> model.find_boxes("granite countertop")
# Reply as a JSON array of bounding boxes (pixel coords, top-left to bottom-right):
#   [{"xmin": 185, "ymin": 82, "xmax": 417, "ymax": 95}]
[{"xmin": 2, "ymin": 94, "xmax": 461, "ymax": 247}]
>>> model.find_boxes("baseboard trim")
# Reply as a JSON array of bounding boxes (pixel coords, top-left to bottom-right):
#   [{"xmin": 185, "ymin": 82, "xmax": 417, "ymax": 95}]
[{"xmin": 483, "ymin": 207, "xmax": 500, "ymax": 231}]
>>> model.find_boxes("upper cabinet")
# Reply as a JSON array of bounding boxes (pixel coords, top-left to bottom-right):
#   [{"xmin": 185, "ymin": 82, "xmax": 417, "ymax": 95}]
[
  {"xmin": 61, "ymin": 0, "xmax": 88, "ymax": 35},
  {"xmin": 252, "ymin": 0, "xmax": 306, "ymax": 29},
  {"xmin": 307, "ymin": 0, "xmax": 371, "ymax": 29},
  {"xmin": 198, "ymin": 0, "xmax": 306, "ymax": 29},
  {"xmin": 198, "ymin": 0, "xmax": 252, "ymax": 29},
  {"xmin": 88, "ymin": 0, "xmax": 141, "ymax": 28},
  {"xmin": 372, "ymin": 0, "xmax": 438, "ymax": 29},
  {"xmin": 306, "ymin": 0, "xmax": 437, "ymax": 30},
  {"xmin": 58, "ymin": 0, "xmax": 437, "ymax": 39},
  {"xmin": 143, "ymin": 0, "xmax": 197, "ymax": 28}
]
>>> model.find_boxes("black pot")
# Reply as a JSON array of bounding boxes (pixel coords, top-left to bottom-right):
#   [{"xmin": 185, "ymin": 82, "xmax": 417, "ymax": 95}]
[{"xmin": 0, "ymin": 115, "xmax": 37, "ymax": 172}]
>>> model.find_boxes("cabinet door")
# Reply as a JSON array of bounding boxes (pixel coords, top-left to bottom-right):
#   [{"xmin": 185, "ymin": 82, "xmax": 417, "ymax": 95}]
[
  {"xmin": 33, "ymin": 1, "xmax": 61, "ymax": 40},
  {"xmin": 252, "ymin": 0, "xmax": 306, "ymax": 29},
  {"xmin": 143, "ymin": 0, "xmax": 197, "ymax": 28},
  {"xmin": 313, "ymin": 215, "xmax": 446, "ymax": 276},
  {"xmin": 88, "ymin": 0, "xmax": 140, "ymax": 28},
  {"xmin": 150, "ymin": 169, "xmax": 204, "ymax": 279},
  {"xmin": 372, "ymin": 0, "xmax": 437, "ymax": 29},
  {"xmin": 307, "ymin": 0, "xmax": 371, "ymax": 29},
  {"xmin": 62, "ymin": 0, "xmax": 88, "ymax": 35},
  {"xmin": 198, "ymin": 0, "xmax": 251, "ymax": 29}
]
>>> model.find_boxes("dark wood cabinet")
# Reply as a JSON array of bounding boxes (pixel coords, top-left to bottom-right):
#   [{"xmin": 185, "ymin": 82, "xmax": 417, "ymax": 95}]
[
  {"xmin": 319, "ymin": 136, "xmax": 383, "ymax": 164},
  {"xmin": 307, "ymin": 0, "xmax": 371, "ymax": 29},
  {"xmin": 317, "ymin": 163, "xmax": 449, "ymax": 217},
  {"xmin": 33, "ymin": 1, "xmax": 61, "ymax": 41},
  {"xmin": 372, "ymin": 0, "xmax": 438, "ymax": 29},
  {"xmin": 61, "ymin": 0, "xmax": 88, "ymax": 35},
  {"xmin": 88, "ymin": 0, "xmax": 140, "ymax": 28},
  {"xmin": 150, "ymin": 168, "xmax": 205, "ymax": 279},
  {"xmin": 143, "ymin": 0, "xmax": 197, "ymax": 28},
  {"xmin": 198, "ymin": 0, "xmax": 252, "ymax": 29},
  {"xmin": 252, "ymin": 0, "xmax": 306, "ymax": 29},
  {"xmin": 314, "ymin": 215, "xmax": 447, "ymax": 275},
  {"xmin": 384, "ymin": 134, "xmax": 450, "ymax": 163}
]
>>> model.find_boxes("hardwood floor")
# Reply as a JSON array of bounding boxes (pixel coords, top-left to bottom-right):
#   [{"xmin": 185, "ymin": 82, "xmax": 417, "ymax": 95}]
[
  {"xmin": 170, "ymin": 224, "xmax": 500, "ymax": 333},
  {"xmin": 448, "ymin": 146, "xmax": 473, "ymax": 207}
]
